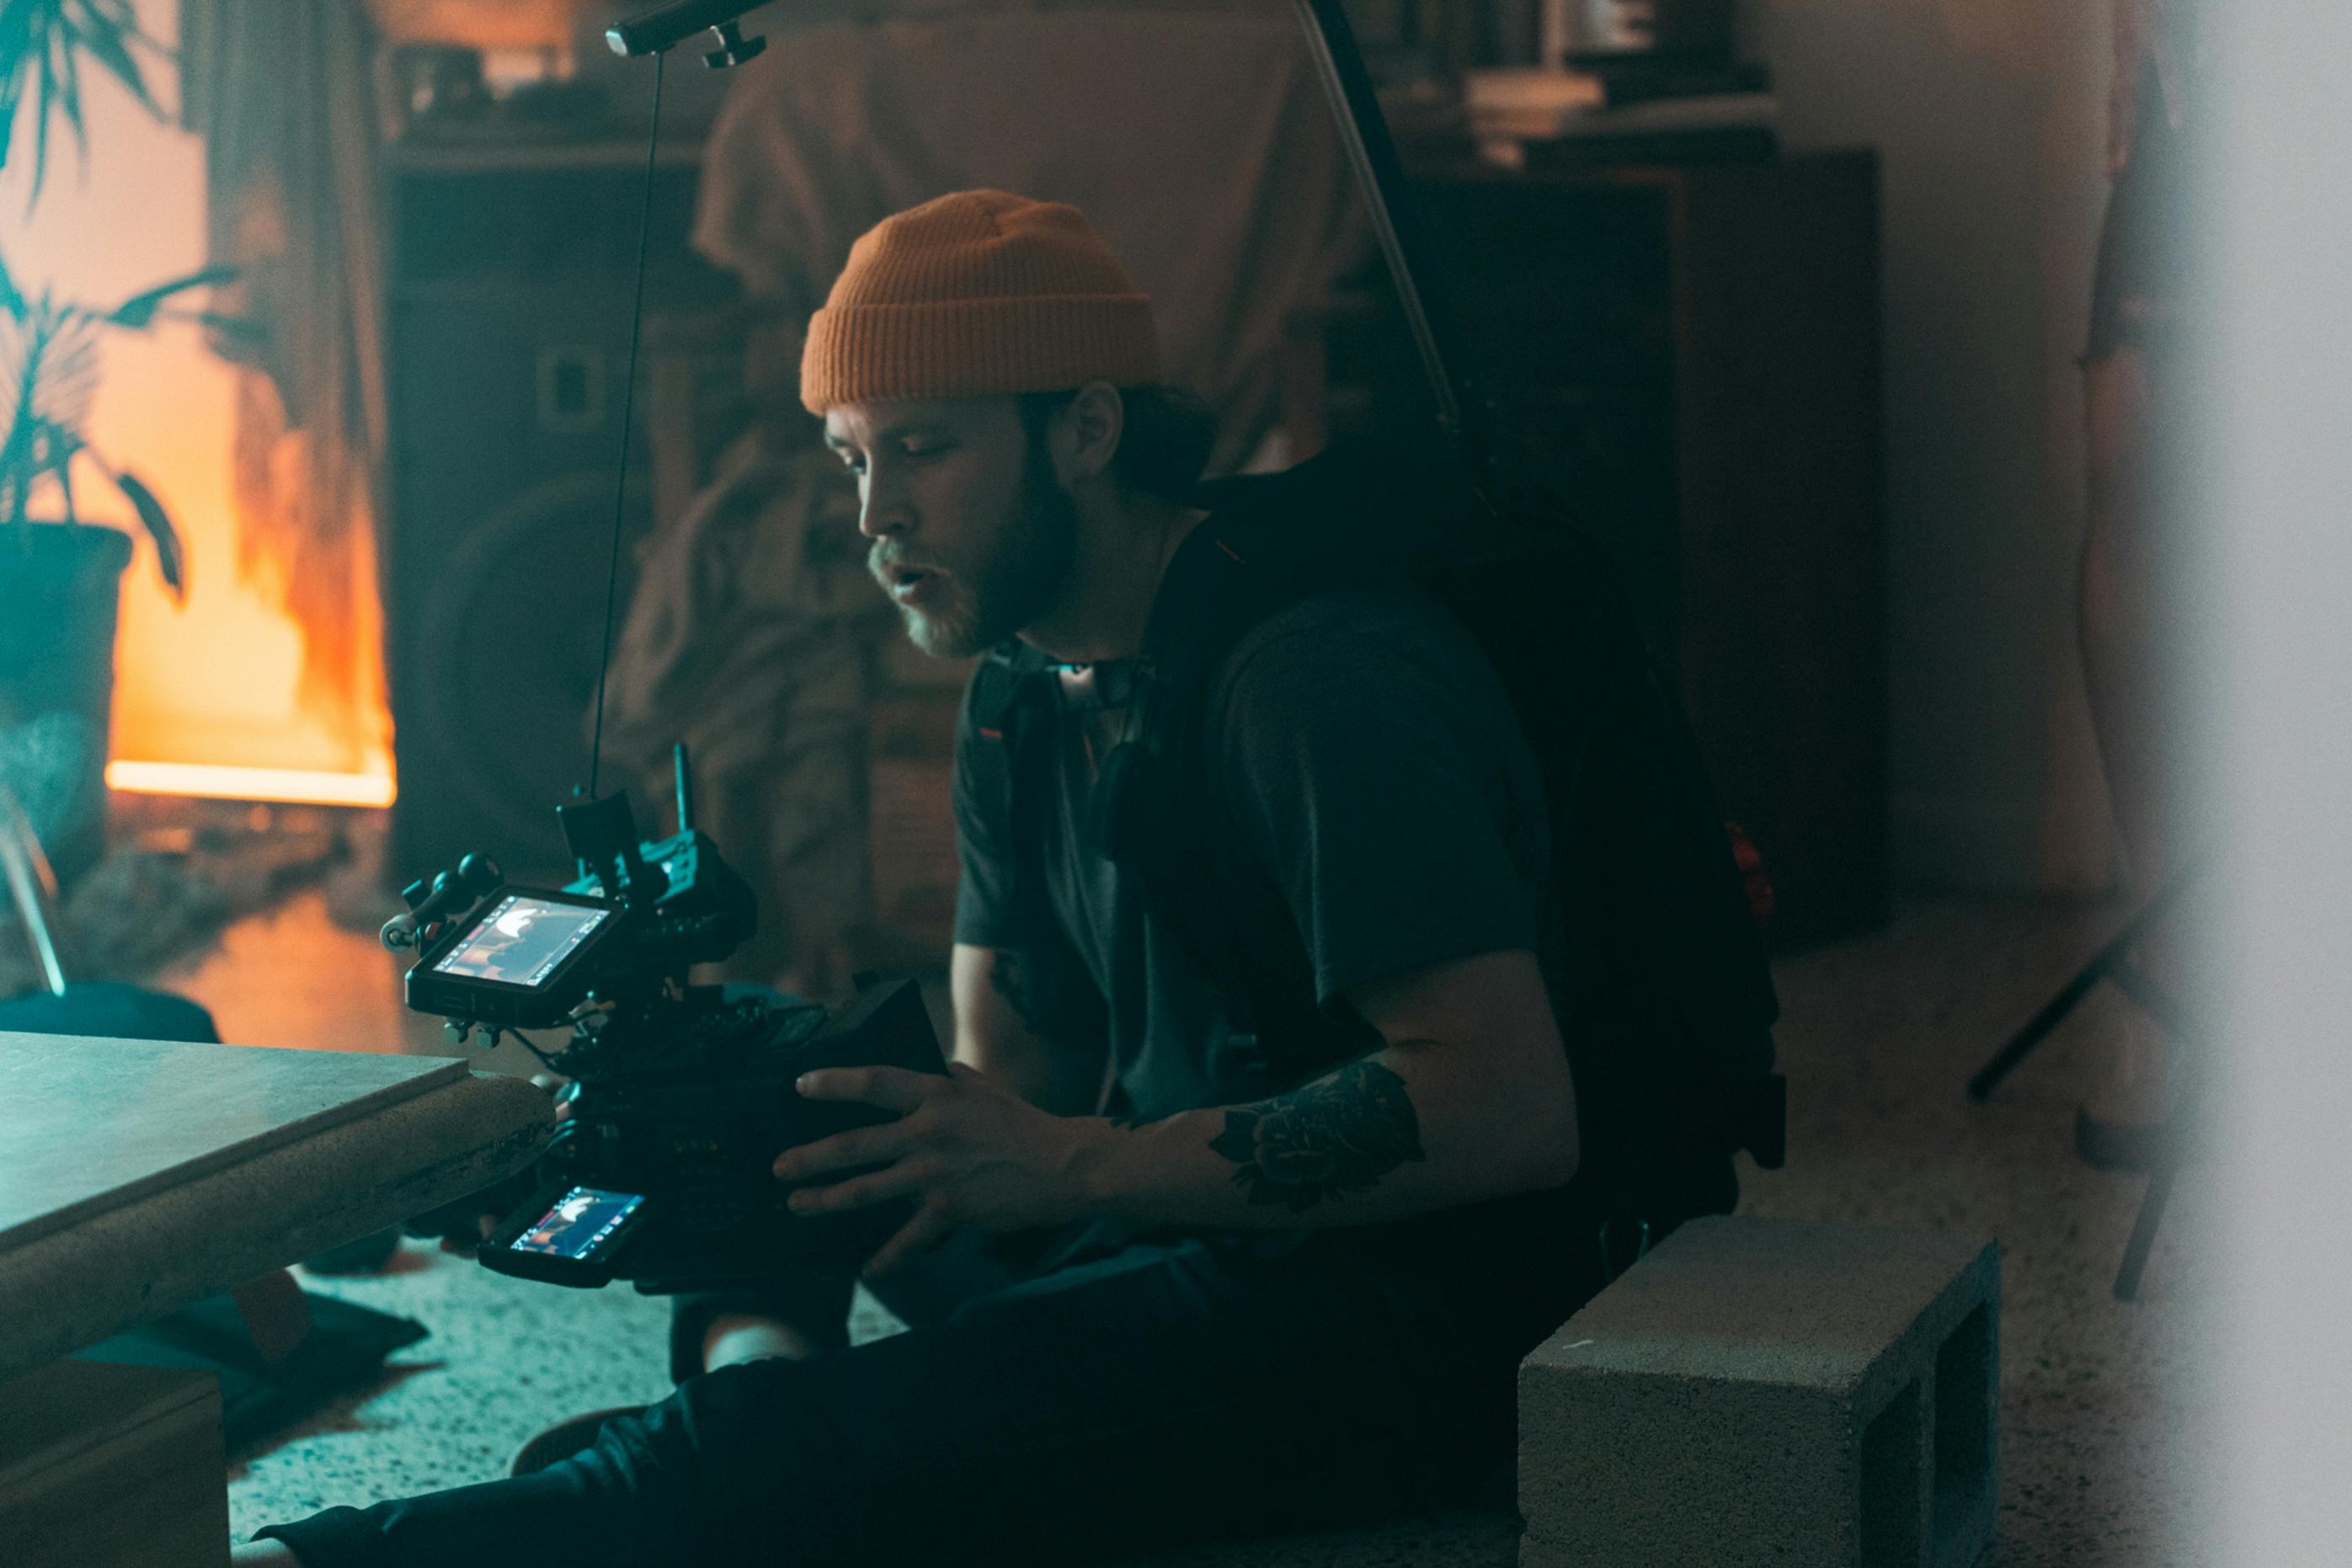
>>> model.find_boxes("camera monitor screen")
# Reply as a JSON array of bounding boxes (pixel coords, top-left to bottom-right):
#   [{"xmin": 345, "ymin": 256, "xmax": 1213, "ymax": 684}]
[
  {"xmin": 432, "ymin": 893, "xmax": 612, "ymax": 989},
  {"xmin": 509, "ymin": 1186, "xmax": 646, "ymax": 1261}
]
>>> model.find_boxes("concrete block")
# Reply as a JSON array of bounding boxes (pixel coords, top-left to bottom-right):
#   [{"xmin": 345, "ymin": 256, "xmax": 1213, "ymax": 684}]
[
  {"xmin": 1518, "ymin": 1216, "xmax": 1997, "ymax": 1568},
  {"xmin": 0, "ymin": 1358, "xmax": 227, "ymax": 1566}
]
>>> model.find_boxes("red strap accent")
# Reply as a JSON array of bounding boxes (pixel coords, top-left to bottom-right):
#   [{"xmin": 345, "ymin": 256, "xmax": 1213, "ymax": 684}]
[
  {"xmin": 978, "ymin": 727, "xmax": 1003, "ymax": 741},
  {"xmin": 1725, "ymin": 821, "xmax": 1776, "ymax": 920}
]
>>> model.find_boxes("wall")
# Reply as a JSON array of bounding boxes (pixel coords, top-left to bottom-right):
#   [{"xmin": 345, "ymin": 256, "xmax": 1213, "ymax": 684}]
[{"xmin": 1742, "ymin": 0, "xmax": 2121, "ymax": 893}]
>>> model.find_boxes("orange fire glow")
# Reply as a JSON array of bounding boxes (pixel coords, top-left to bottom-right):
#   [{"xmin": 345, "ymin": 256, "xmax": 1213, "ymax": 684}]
[
  {"xmin": 100, "ymin": 342, "xmax": 397, "ymax": 809},
  {"xmin": 104, "ymin": 761, "xmax": 397, "ymax": 808},
  {"xmin": 8, "ymin": 7, "xmax": 399, "ymax": 813}
]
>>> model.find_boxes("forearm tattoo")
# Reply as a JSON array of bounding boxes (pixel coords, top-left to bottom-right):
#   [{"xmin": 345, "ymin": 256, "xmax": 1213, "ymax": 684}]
[
  {"xmin": 989, "ymin": 949, "xmax": 1047, "ymax": 1032},
  {"xmin": 1208, "ymin": 1057, "xmax": 1428, "ymax": 1212}
]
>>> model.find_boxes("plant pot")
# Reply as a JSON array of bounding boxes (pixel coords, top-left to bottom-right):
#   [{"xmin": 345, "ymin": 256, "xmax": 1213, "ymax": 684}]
[{"xmin": 0, "ymin": 521, "xmax": 135, "ymax": 884}]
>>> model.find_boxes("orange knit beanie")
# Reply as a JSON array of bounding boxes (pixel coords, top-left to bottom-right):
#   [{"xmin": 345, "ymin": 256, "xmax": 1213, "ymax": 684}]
[{"xmin": 799, "ymin": 190, "xmax": 1162, "ymax": 413}]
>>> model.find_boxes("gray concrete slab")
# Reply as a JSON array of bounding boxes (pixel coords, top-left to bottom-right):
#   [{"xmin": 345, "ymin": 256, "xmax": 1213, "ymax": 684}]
[
  {"xmin": 0, "ymin": 1037, "xmax": 552, "ymax": 1376},
  {"xmin": 0, "ymin": 1033, "xmax": 464, "ymax": 1251}
]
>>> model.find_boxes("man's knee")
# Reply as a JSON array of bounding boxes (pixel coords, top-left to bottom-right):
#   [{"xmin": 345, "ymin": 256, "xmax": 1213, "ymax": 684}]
[
  {"xmin": 704, "ymin": 1311, "xmax": 832, "ymax": 1369},
  {"xmin": 668, "ymin": 1279, "xmax": 856, "ymax": 1382},
  {"xmin": 584, "ymin": 1358, "xmax": 842, "ymax": 1562}
]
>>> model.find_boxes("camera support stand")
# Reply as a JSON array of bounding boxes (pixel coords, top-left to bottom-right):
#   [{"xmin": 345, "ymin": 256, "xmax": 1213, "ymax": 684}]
[
  {"xmin": 1965, "ymin": 869, "xmax": 2194, "ymax": 1101},
  {"xmin": 1966, "ymin": 866, "xmax": 2202, "ymax": 1299},
  {"xmin": 2109, "ymin": 958, "xmax": 2205, "ymax": 1302}
]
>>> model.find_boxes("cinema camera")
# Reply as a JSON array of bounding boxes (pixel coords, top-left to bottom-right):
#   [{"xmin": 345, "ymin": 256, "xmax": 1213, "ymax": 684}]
[{"xmin": 386, "ymin": 746, "xmax": 947, "ymax": 1292}]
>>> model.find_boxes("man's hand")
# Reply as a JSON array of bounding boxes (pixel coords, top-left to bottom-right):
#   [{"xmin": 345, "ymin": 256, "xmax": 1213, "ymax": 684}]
[
  {"xmin": 775, "ymin": 1063, "xmax": 1113, "ymax": 1275},
  {"xmin": 438, "ymin": 1073, "xmax": 570, "ymax": 1253}
]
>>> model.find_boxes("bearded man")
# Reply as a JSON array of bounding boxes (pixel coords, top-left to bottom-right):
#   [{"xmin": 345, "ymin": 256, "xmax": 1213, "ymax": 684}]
[{"xmin": 241, "ymin": 190, "xmax": 1744, "ymax": 1567}]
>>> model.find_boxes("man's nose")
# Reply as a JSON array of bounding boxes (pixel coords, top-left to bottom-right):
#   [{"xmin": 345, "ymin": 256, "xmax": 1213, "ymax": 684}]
[{"xmin": 857, "ymin": 467, "xmax": 912, "ymax": 541}]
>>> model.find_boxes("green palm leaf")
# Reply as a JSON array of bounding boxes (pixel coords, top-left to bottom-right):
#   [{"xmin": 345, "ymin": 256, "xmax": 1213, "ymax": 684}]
[
  {"xmin": 61, "ymin": 1, "xmax": 152, "ymax": 115},
  {"xmin": 104, "ymin": 264, "xmax": 235, "ymax": 328},
  {"xmin": 108, "ymin": 465, "xmax": 183, "ymax": 601},
  {"xmin": 0, "ymin": 0, "xmax": 170, "ymax": 203}
]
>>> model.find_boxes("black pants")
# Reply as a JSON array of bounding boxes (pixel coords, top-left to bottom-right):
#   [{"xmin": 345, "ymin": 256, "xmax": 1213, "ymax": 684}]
[{"xmin": 253, "ymin": 1197, "xmax": 1650, "ymax": 1568}]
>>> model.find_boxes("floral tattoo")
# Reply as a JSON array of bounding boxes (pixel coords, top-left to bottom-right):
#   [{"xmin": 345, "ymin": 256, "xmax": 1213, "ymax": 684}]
[{"xmin": 1208, "ymin": 1058, "xmax": 1427, "ymax": 1211}]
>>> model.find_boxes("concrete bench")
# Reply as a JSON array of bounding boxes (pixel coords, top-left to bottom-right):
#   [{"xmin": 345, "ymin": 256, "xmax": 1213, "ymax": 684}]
[
  {"xmin": 3, "ymin": 1032, "xmax": 551, "ymax": 1563},
  {"xmin": 0, "ymin": 1033, "xmax": 552, "ymax": 1378},
  {"xmin": 1518, "ymin": 1216, "xmax": 1999, "ymax": 1568}
]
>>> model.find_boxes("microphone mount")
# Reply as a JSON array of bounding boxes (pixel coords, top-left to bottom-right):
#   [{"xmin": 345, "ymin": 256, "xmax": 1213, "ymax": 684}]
[{"xmin": 605, "ymin": 1, "xmax": 767, "ymax": 67}]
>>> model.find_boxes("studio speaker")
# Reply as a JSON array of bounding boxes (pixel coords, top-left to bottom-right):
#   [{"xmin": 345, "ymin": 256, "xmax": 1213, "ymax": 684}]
[{"xmin": 380, "ymin": 150, "xmax": 733, "ymax": 883}]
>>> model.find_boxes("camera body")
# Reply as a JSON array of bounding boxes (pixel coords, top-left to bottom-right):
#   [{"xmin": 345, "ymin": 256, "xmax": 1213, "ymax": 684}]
[
  {"xmin": 389, "ymin": 751, "xmax": 947, "ymax": 1291},
  {"xmin": 525, "ymin": 974, "xmax": 941, "ymax": 1289}
]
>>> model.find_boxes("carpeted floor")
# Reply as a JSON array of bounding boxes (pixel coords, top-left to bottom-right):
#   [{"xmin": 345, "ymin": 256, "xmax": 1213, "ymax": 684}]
[
  {"xmin": 195, "ymin": 893, "xmax": 2211, "ymax": 1563},
  {"xmin": 1747, "ymin": 899, "xmax": 2216, "ymax": 1567}
]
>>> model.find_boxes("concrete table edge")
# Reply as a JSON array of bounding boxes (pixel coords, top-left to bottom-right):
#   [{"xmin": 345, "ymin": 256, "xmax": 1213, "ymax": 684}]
[
  {"xmin": 0, "ymin": 1070, "xmax": 552, "ymax": 1377},
  {"xmin": 0, "ymin": 1042, "xmax": 469, "ymax": 1255}
]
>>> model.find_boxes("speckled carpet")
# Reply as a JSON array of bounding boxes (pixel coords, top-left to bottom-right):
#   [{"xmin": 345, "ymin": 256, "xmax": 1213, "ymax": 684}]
[{"xmin": 218, "ymin": 898, "xmax": 2211, "ymax": 1564}]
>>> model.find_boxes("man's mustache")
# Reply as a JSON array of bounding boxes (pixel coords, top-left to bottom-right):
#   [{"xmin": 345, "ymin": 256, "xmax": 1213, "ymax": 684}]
[{"xmin": 869, "ymin": 543, "xmax": 950, "ymax": 579}]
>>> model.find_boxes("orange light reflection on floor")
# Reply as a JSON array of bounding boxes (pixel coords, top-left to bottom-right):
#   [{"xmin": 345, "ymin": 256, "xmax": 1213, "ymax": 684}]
[{"xmin": 105, "ymin": 760, "xmax": 397, "ymax": 808}]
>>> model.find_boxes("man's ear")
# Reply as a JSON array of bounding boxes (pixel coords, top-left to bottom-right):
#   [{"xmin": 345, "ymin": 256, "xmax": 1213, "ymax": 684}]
[{"xmin": 1059, "ymin": 381, "xmax": 1126, "ymax": 484}]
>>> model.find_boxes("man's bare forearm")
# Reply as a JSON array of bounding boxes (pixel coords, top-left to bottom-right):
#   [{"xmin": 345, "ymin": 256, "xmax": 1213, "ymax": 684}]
[
  {"xmin": 1072, "ymin": 1038, "xmax": 1576, "ymax": 1230},
  {"xmin": 952, "ymin": 949, "xmax": 1105, "ymax": 1115}
]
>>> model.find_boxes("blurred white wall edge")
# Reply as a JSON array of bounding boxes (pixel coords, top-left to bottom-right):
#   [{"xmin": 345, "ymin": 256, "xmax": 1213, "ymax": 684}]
[{"xmin": 2209, "ymin": 0, "xmax": 2352, "ymax": 1559}]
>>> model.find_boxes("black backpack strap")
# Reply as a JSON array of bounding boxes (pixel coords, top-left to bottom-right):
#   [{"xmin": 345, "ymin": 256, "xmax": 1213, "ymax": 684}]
[
  {"xmin": 1087, "ymin": 478, "xmax": 1382, "ymax": 1087},
  {"xmin": 964, "ymin": 642, "xmax": 1039, "ymax": 795},
  {"xmin": 968, "ymin": 639, "xmax": 1053, "ymax": 740},
  {"xmin": 1089, "ymin": 474, "xmax": 1317, "ymax": 877}
]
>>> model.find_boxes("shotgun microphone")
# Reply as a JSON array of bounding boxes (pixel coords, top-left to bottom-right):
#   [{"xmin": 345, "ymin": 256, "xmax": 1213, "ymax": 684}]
[{"xmin": 605, "ymin": 0, "xmax": 766, "ymax": 65}]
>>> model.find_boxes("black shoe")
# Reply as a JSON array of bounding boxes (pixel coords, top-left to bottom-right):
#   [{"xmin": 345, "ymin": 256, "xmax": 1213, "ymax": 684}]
[{"xmin": 301, "ymin": 1227, "xmax": 403, "ymax": 1274}]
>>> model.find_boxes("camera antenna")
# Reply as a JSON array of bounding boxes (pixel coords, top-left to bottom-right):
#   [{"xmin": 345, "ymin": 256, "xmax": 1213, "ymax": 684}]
[
  {"xmin": 585, "ymin": 6, "xmax": 771, "ymax": 806},
  {"xmin": 585, "ymin": 49, "xmax": 664, "ymax": 803}
]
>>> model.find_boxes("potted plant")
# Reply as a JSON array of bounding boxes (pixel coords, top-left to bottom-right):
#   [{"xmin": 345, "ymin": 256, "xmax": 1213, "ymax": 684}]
[{"xmin": 0, "ymin": 1, "xmax": 226, "ymax": 879}]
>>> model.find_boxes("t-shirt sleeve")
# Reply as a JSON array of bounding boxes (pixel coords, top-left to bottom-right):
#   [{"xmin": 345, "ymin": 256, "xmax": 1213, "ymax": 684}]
[{"xmin": 1210, "ymin": 596, "xmax": 1549, "ymax": 1012}]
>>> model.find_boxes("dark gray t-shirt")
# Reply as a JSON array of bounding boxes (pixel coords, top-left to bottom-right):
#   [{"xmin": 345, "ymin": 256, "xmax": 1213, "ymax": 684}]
[{"xmin": 951, "ymin": 582, "xmax": 1552, "ymax": 1123}]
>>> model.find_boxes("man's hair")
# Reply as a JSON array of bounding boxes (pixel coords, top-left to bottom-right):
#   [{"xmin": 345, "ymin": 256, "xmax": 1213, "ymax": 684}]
[{"xmin": 1016, "ymin": 386, "xmax": 1218, "ymax": 504}]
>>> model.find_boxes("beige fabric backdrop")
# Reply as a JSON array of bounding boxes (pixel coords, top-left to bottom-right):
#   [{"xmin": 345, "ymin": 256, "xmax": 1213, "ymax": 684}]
[{"xmin": 691, "ymin": 8, "xmax": 1373, "ymax": 471}]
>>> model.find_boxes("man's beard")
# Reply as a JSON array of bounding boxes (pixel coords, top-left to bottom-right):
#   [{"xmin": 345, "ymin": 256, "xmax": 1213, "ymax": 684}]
[{"xmin": 871, "ymin": 468, "xmax": 1080, "ymax": 659}]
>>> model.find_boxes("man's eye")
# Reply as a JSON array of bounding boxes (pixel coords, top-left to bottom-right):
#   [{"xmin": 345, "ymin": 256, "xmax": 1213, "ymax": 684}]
[{"xmin": 902, "ymin": 442, "xmax": 952, "ymax": 462}]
